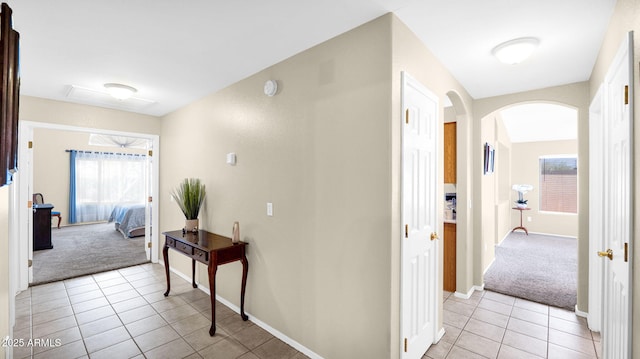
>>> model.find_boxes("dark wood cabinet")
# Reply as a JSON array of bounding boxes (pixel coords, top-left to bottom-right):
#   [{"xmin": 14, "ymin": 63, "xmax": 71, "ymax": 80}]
[{"xmin": 33, "ymin": 204, "xmax": 53, "ymax": 250}]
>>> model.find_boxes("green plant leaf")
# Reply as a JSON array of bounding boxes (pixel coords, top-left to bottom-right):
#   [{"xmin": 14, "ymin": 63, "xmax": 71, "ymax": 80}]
[{"xmin": 170, "ymin": 178, "xmax": 206, "ymax": 220}]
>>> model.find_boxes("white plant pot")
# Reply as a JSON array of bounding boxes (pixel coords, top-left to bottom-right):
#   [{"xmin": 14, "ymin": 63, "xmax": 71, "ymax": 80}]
[{"xmin": 185, "ymin": 219, "xmax": 199, "ymax": 232}]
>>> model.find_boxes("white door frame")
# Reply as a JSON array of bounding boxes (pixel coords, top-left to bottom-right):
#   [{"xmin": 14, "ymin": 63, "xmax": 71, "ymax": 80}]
[
  {"xmin": 587, "ymin": 84, "xmax": 604, "ymax": 332},
  {"xmin": 12, "ymin": 120, "xmax": 160, "ymax": 292}
]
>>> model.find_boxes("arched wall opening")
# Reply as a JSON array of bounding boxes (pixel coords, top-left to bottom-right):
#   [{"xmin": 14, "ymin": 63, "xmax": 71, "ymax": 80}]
[
  {"xmin": 472, "ymin": 82, "xmax": 590, "ymax": 313},
  {"xmin": 444, "ymin": 90, "xmax": 475, "ymax": 296}
]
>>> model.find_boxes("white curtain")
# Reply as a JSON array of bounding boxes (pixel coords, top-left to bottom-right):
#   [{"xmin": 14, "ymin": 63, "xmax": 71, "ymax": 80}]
[{"xmin": 72, "ymin": 151, "xmax": 147, "ymax": 223}]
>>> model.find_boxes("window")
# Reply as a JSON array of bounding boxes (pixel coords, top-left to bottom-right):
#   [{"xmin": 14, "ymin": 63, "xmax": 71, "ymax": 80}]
[
  {"xmin": 69, "ymin": 150, "xmax": 147, "ymax": 223},
  {"xmin": 539, "ymin": 156, "xmax": 577, "ymax": 213}
]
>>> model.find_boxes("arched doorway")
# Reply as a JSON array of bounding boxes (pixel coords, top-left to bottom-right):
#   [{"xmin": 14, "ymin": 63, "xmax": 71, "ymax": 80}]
[
  {"xmin": 444, "ymin": 91, "xmax": 474, "ymax": 297},
  {"xmin": 478, "ymin": 101, "xmax": 580, "ymax": 309}
]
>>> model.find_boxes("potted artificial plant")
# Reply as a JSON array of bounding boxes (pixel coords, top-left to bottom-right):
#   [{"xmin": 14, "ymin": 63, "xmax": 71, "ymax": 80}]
[{"xmin": 171, "ymin": 178, "xmax": 206, "ymax": 232}]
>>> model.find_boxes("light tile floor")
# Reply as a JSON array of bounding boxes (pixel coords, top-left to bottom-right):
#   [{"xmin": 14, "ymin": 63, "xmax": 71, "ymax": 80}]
[
  {"xmin": 424, "ymin": 290, "xmax": 601, "ymax": 359},
  {"xmin": 11, "ymin": 263, "xmax": 309, "ymax": 359},
  {"xmin": 11, "ymin": 263, "xmax": 601, "ymax": 359}
]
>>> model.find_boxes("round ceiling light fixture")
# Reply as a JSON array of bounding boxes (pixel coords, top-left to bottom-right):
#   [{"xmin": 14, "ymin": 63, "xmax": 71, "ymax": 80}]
[
  {"xmin": 492, "ymin": 37, "xmax": 540, "ymax": 65},
  {"xmin": 104, "ymin": 83, "xmax": 137, "ymax": 100}
]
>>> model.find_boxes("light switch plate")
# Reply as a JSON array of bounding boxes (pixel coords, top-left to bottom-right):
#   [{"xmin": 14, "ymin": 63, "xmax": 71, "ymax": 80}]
[
  {"xmin": 226, "ymin": 153, "xmax": 236, "ymax": 165},
  {"xmin": 267, "ymin": 202, "xmax": 273, "ymax": 216}
]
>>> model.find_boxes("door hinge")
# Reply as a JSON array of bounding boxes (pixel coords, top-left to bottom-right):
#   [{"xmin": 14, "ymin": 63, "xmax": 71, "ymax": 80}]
[
  {"xmin": 27, "ymin": 200, "xmax": 32, "ymax": 208},
  {"xmin": 625, "ymin": 242, "xmax": 628, "ymax": 262},
  {"xmin": 28, "ymin": 141, "xmax": 32, "ymax": 149},
  {"xmin": 404, "ymin": 224, "xmax": 408, "ymax": 238},
  {"xmin": 624, "ymin": 85, "xmax": 629, "ymax": 105},
  {"xmin": 148, "ymin": 150, "xmax": 153, "ymax": 156},
  {"xmin": 404, "ymin": 338, "xmax": 408, "ymax": 352},
  {"xmin": 148, "ymin": 196, "xmax": 152, "ymax": 203},
  {"xmin": 405, "ymin": 109, "xmax": 409, "ymax": 124},
  {"xmin": 28, "ymin": 259, "xmax": 32, "ymax": 268},
  {"xmin": 147, "ymin": 242, "xmax": 152, "ymax": 249}
]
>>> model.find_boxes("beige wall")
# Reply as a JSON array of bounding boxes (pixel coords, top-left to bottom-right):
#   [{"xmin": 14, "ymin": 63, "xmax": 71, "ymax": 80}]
[
  {"xmin": 478, "ymin": 114, "xmax": 512, "ymax": 276},
  {"xmin": 588, "ymin": 0, "xmax": 640, "ymax": 352},
  {"xmin": 32, "ymin": 129, "xmax": 146, "ymax": 227},
  {"xmin": 0, "ymin": 185, "xmax": 9, "ymax": 359},
  {"xmin": 511, "ymin": 140, "xmax": 578, "ymax": 237},
  {"xmin": 20, "ymin": 96, "xmax": 161, "ymax": 135},
  {"xmin": 474, "ymin": 82, "xmax": 590, "ymax": 311},
  {"xmin": 160, "ymin": 15, "xmax": 393, "ymax": 359}
]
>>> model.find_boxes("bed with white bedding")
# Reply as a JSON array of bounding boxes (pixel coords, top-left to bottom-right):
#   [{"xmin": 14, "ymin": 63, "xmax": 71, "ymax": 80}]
[{"xmin": 108, "ymin": 204, "xmax": 146, "ymax": 238}]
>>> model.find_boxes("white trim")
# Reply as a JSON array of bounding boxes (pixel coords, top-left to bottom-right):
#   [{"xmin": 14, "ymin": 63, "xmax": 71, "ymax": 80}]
[
  {"xmin": 525, "ymin": 231, "xmax": 577, "ymax": 239},
  {"xmin": 214, "ymin": 295, "xmax": 324, "ymax": 359},
  {"xmin": 160, "ymin": 261, "xmax": 324, "ymax": 359},
  {"xmin": 454, "ymin": 284, "xmax": 484, "ymax": 300},
  {"xmin": 574, "ymin": 305, "xmax": 588, "ymax": 318},
  {"xmin": 587, "ymin": 83, "xmax": 604, "ymax": 333},
  {"xmin": 434, "ymin": 328, "xmax": 446, "ymax": 344}
]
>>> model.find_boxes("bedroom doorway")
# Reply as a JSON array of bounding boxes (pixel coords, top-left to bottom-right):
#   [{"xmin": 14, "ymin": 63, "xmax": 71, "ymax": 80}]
[{"xmin": 13, "ymin": 121, "xmax": 159, "ymax": 289}]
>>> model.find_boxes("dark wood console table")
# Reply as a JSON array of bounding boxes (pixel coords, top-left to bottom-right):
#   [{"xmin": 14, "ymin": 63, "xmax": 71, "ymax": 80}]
[
  {"xmin": 511, "ymin": 207, "xmax": 531, "ymax": 235},
  {"xmin": 33, "ymin": 204, "xmax": 54, "ymax": 250},
  {"xmin": 162, "ymin": 230, "xmax": 248, "ymax": 336}
]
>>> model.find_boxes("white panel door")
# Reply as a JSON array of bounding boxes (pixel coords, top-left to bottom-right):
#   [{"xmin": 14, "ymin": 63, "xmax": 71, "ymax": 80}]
[
  {"xmin": 601, "ymin": 31, "xmax": 633, "ymax": 359},
  {"xmin": 401, "ymin": 72, "xmax": 439, "ymax": 359}
]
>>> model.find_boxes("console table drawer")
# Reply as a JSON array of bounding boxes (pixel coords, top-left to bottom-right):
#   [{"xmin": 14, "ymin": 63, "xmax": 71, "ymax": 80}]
[
  {"xmin": 166, "ymin": 237, "xmax": 175, "ymax": 247},
  {"xmin": 176, "ymin": 241, "xmax": 193, "ymax": 255},
  {"xmin": 194, "ymin": 248, "xmax": 208, "ymax": 262}
]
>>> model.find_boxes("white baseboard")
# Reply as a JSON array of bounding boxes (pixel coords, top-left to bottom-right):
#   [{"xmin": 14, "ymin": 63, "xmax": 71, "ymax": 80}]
[
  {"xmin": 574, "ymin": 305, "xmax": 588, "ymax": 318},
  {"xmin": 160, "ymin": 262, "xmax": 323, "ymax": 359},
  {"xmin": 454, "ymin": 284, "xmax": 484, "ymax": 299},
  {"xmin": 526, "ymin": 231, "xmax": 577, "ymax": 239},
  {"xmin": 434, "ymin": 327, "xmax": 446, "ymax": 343}
]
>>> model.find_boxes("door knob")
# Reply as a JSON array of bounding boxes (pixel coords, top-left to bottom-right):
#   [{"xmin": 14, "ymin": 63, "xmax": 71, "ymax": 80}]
[
  {"xmin": 430, "ymin": 232, "xmax": 439, "ymax": 241},
  {"xmin": 597, "ymin": 249, "xmax": 613, "ymax": 260}
]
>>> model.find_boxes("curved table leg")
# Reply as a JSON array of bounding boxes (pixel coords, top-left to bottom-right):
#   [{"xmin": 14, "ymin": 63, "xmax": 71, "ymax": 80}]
[
  {"xmin": 163, "ymin": 244, "xmax": 171, "ymax": 297},
  {"xmin": 208, "ymin": 258, "xmax": 218, "ymax": 336},
  {"xmin": 240, "ymin": 254, "xmax": 249, "ymax": 321},
  {"xmin": 192, "ymin": 259, "xmax": 198, "ymax": 288}
]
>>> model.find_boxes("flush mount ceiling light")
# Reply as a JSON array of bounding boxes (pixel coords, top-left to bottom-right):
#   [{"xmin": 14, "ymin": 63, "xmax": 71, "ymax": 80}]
[
  {"xmin": 492, "ymin": 37, "xmax": 540, "ymax": 65},
  {"xmin": 104, "ymin": 83, "xmax": 137, "ymax": 100}
]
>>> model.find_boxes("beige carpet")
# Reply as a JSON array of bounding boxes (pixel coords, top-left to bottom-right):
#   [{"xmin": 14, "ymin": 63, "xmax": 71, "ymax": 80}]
[
  {"xmin": 483, "ymin": 232, "xmax": 577, "ymax": 309},
  {"xmin": 32, "ymin": 222, "xmax": 149, "ymax": 285}
]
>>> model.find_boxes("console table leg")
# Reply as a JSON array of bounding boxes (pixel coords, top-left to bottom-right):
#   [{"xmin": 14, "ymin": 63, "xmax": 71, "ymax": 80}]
[
  {"xmin": 163, "ymin": 245, "xmax": 171, "ymax": 297},
  {"xmin": 208, "ymin": 260, "xmax": 218, "ymax": 336},
  {"xmin": 192, "ymin": 259, "xmax": 198, "ymax": 288},
  {"xmin": 240, "ymin": 254, "xmax": 249, "ymax": 321}
]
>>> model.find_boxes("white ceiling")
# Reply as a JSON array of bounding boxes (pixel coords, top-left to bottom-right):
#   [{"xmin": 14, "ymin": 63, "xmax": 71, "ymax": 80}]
[
  {"xmin": 8, "ymin": 0, "xmax": 617, "ymax": 117},
  {"xmin": 500, "ymin": 103, "xmax": 578, "ymax": 143}
]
